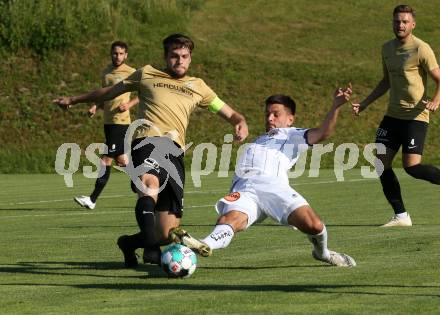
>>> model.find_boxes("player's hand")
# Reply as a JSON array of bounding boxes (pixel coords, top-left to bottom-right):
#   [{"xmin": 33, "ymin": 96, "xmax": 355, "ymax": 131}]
[
  {"xmin": 333, "ymin": 83, "xmax": 352, "ymax": 108},
  {"xmin": 53, "ymin": 96, "xmax": 73, "ymax": 110},
  {"xmin": 118, "ymin": 103, "xmax": 129, "ymax": 112},
  {"xmin": 422, "ymin": 99, "xmax": 439, "ymax": 112},
  {"xmin": 88, "ymin": 104, "xmax": 97, "ymax": 118},
  {"xmin": 235, "ymin": 120, "xmax": 248, "ymax": 142},
  {"xmin": 351, "ymin": 102, "xmax": 363, "ymax": 116}
]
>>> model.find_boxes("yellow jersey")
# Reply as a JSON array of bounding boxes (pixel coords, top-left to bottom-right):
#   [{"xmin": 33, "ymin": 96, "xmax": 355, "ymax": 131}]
[
  {"xmin": 101, "ymin": 63, "xmax": 136, "ymax": 124},
  {"xmin": 122, "ymin": 65, "xmax": 224, "ymax": 148},
  {"xmin": 382, "ymin": 35, "xmax": 439, "ymax": 122}
]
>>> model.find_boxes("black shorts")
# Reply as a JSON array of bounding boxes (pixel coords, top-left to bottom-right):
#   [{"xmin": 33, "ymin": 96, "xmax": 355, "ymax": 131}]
[
  {"xmin": 104, "ymin": 124, "xmax": 129, "ymax": 158},
  {"xmin": 375, "ymin": 116, "xmax": 428, "ymax": 155},
  {"xmin": 129, "ymin": 137, "xmax": 185, "ymax": 217}
]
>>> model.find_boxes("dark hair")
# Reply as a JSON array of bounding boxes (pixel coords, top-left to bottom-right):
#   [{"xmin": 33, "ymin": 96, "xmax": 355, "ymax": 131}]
[
  {"xmin": 111, "ymin": 41, "xmax": 128, "ymax": 52},
  {"xmin": 163, "ymin": 33, "xmax": 194, "ymax": 56},
  {"xmin": 265, "ymin": 94, "xmax": 296, "ymax": 115},
  {"xmin": 393, "ymin": 4, "xmax": 415, "ymax": 18}
]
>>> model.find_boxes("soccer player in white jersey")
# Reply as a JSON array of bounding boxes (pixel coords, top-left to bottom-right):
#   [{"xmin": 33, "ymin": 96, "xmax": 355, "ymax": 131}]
[{"xmin": 171, "ymin": 84, "xmax": 357, "ymax": 267}]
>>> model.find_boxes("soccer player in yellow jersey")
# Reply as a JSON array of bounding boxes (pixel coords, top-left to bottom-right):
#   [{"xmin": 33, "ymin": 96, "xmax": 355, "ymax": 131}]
[
  {"xmin": 73, "ymin": 41, "xmax": 138, "ymax": 210},
  {"xmin": 352, "ymin": 5, "xmax": 440, "ymax": 227},
  {"xmin": 54, "ymin": 34, "xmax": 248, "ymax": 267}
]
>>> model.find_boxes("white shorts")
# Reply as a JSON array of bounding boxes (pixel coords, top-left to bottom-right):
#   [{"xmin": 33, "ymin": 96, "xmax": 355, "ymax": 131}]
[{"xmin": 215, "ymin": 177, "xmax": 309, "ymax": 228}]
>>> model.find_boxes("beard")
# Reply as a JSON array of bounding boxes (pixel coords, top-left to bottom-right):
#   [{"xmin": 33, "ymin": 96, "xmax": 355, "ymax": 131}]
[
  {"xmin": 112, "ymin": 60, "xmax": 125, "ymax": 67},
  {"xmin": 168, "ymin": 68, "xmax": 187, "ymax": 78},
  {"xmin": 394, "ymin": 29, "xmax": 410, "ymax": 40}
]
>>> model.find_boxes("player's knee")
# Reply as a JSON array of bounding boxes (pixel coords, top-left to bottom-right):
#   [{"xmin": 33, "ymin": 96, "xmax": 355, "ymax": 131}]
[
  {"xmin": 101, "ymin": 156, "xmax": 113, "ymax": 166},
  {"xmin": 217, "ymin": 211, "xmax": 247, "ymax": 232},
  {"xmin": 288, "ymin": 206, "xmax": 322, "ymax": 234},
  {"xmin": 142, "ymin": 174, "xmax": 159, "ymax": 187},
  {"xmin": 136, "ymin": 174, "xmax": 160, "ymax": 197},
  {"xmin": 304, "ymin": 219, "xmax": 324, "ymax": 235},
  {"xmin": 116, "ymin": 160, "xmax": 128, "ymax": 167},
  {"xmin": 116, "ymin": 155, "xmax": 128, "ymax": 167}
]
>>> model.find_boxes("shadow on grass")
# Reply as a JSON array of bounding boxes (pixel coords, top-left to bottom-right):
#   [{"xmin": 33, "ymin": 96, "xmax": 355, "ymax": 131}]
[
  {"xmin": 198, "ymin": 264, "xmax": 326, "ymax": 270},
  {"xmin": 54, "ymin": 225, "xmax": 136, "ymax": 229},
  {"xmin": 0, "ymin": 261, "xmax": 167, "ymax": 279},
  {"xmin": 1, "ymin": 280, "xmax": 439, "ymax": 297},
  {"xmin": 2, "ymin": 262, "xmax": 440, "ymax": 297},
  {"xmin": 0, "ymin": 259, "xmax": 333, "ymax": 281}
]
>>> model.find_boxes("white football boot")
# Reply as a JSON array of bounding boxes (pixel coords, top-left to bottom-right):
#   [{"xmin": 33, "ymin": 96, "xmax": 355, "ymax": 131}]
[
  {"xmin": 74, "ymin": 196, "xmax": 96, "ymax": 210},
  {"xmin": 381, "ymin": 214, "xmax": 412, "ymax": 227},
  {"xmin": 169, "ymin": 227, "xmax": 212, "ymax": 257},
  {"xmin": 313, "ymin": 250, "xmax": 356, "ymax": 267}
]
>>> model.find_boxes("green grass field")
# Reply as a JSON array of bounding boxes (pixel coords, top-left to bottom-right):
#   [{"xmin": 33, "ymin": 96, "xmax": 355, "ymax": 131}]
[{"xmin": 1, "ymin": 170, "xmax": 439, "ymax": 314}]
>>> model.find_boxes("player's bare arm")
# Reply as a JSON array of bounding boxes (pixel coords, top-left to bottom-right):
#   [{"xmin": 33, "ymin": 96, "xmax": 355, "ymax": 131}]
[
  {"xmin": 307, "ymin": 84, "xmax": 352, "ymax": 145},
  {"xmin": 217, "ymin": 104, "xmax": 249, "ymax": 142},
  {"xmin": 53, "ymin": 82, "xmax": 131, "ymax": 109},
  {"xmin": 118, "ymin": 96, "xmax": 139, "ymax": 112},
  {"xmin": 352, "ymin": 74, "xmax": 390, "ymax": 115},
  {"xmin": 422, "ymin": 67, "xmax": 440, "ymax": 112}
]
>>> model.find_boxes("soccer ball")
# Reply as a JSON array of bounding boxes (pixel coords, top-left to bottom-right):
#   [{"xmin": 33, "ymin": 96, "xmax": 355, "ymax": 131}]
[{"xmin": 161, "ymin": 244, "xmax": 197, "ymax": 278}]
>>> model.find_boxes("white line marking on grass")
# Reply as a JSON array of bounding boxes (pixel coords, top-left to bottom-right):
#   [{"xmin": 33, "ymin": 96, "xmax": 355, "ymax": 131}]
[
  {"xmin": 0, "ymin": 178, "xmax": 373, "ymax": 208},
  {"xmin": 0, "ymin": 195, "xmax": 130, "ymax": 206},
  {"xmin": 0, "ymin": 204, "xmax": 215, "ymax": 219}
]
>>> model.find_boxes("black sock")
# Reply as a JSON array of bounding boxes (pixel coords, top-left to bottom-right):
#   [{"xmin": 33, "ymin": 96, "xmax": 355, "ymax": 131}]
[
  {"xmin": 380, "ymin": 168, "xmax": 406, "ymax": 214},
  {"xmin": 90, "ymin": 166, "xmax": 111, "ymax": 203},
  {"xmin": 404, "ymin": 164, "xmax": 440, "ymax": 184},
  {"xmin": 125, "ymin": 232, "xmax": 145, "ymax": 250},
  {"xmin": 135, "ymin": 196, "xmax": 157, "ymax": 248}
]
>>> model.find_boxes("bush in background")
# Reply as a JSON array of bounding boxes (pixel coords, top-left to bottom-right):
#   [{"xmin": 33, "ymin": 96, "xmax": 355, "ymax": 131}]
[{"xmin": 0, "ymin": 0, "xmax": 200, "ymax": 57}]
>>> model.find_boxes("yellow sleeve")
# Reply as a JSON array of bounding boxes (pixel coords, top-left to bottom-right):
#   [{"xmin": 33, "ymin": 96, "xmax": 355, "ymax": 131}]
[
  {"xmin": 197, "ymin": 79, "xmax": 218, "ymax": 108},
  {"xmin": 121, "ymin": 68, "xmax": 143, "ymax": 91},
  {"xmin": 419, "ymin": 43, "xmax": 439, "ymax": 72}
]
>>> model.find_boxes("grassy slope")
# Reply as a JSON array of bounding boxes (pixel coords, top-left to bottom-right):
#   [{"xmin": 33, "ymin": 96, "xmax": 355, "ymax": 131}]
[
  {"xmin": 185, "ymin": 0, "xmax": 440, "ymax": 166},
  {"xmin": 1, "ymin": 0, "xmax": 439, "ymax": 173},
  {"xmin": 0, "ymin": 170, "xmax": 439, "ymax": 314}
]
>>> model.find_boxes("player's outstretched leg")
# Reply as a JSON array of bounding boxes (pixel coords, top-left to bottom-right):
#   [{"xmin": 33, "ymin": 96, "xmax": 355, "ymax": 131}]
[{"xmin": 169, "ymin": 227, "xmax": 212, "ymax": 257}]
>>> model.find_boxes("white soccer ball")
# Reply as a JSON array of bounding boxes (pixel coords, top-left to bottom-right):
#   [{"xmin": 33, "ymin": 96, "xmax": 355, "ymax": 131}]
[{"xmin": 161, "ymin": 244, "xmax": 197, "ymax": 278}]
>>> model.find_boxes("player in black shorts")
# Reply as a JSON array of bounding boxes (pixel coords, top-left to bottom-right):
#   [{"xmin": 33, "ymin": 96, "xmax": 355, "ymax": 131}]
[
  {"xmin": 73, "ymin": 41, "xmax": 138, "ymax": 210},
  {"xmin": 54, "ymin": 34, "xmax": 248, "ymax": 268},
  {"xmin": 376, "ymin": 116, "xmax": 428, "ymax": 156},
  {"xmin": 353, "ymin": 5, "xmax": 440, "ymax": 227}
]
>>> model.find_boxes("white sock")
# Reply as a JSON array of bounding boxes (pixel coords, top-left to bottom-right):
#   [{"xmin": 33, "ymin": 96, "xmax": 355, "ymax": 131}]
[
  {"xmin": 202, "ymin": 224, "xmax": 235, "ymax": 250},
  {"xmin": 307, "ymin": 225, "xmax": 330, "ymax": 259},
  {"xmin": 396, "ymin": 212, "xmax": 408, "ymax": 219}
]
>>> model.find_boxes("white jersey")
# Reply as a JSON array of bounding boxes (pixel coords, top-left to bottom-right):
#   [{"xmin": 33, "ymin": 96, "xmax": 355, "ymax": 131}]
[{"xmin": 234, "ymin": 127, "xmax": 310, "ymax": 184}]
